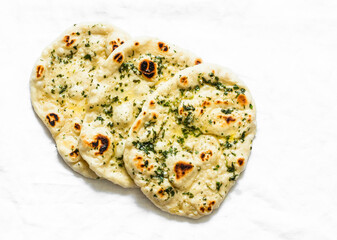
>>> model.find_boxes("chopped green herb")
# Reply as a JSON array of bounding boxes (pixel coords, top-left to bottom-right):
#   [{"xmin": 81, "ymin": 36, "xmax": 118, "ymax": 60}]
[
  {"xmin": 132, "ymin": 141, "xmax": 156, "ymax": 155},
  {"xmin": 103, "ymin": 106, "xmax": 113, "ymax": 117},
  {"xmin": 226, "ymin": 162, "xmax": 236, "ymax": 173},
  {"xmin": 164, "ymin": 187, "xmax": 175, "ymax": 197},
  {"xmin": 159, "ymin": 147, "xmax": 178, "ymax": 159},
  {"xmin": 183, "ymin": 104, "xmax": 195, "ymax": 111},
  {"xmin": 182, "ymin": 192, "xmax": 194, "ymax": 198},
  {"xmin": 216, "ymin": 182, "xmax": 222, "ymax": 191},
  {"xmin": 84, "ymin": 54, "xmax": 92, "ymax": 61},
  {"xmin": 213, "ymin": 165, "xmax": 220, "ymax": 171},
  {"xmin": 221, "ymin": 109, "xmax": 233, "ymax": 114},
  {"xmin": 119, "ymin": 62, "xmax": 141, "ymax": 75},
  {"xmin": 154, "ymin": 166, "xmax": 164, "ymax": 184},
  {"xmin": 240, "ymin": 131, "xmax": 246, "ymax": 142},
  {"xmin": 59, "ymin": 84, "xmax": 68, "ymax": 94},
  {"xmin": 95, "ymin": 116, "xmax": 104, "ymax": 123},
  {"xmin": 177, "ymin": 136, "xmax": 185, "ymax": 144},
  {"xmin": 229, "ymin": 174, "xmax": 238, "ymax": 181},
  {"xmin": 144, "ymin": 120, "xmax": 156, "ymax": 128}
]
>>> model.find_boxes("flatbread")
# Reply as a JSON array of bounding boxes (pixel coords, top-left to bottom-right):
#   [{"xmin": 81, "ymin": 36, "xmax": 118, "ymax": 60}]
[
  {"xmin": 30, "ymin": 23, "xmax": 130, "ymax": 178},
  {"xmin": 79, "ymin": 37, "xmax": 202, "ymax": 187},
  {"xmin": 123, "ymin": 64, "xmax": 256, "ymax": 218}
]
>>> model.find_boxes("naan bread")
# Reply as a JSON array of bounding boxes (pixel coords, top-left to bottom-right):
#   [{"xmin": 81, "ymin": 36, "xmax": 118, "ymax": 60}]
[
  {"xmin": 30, "ymin": 23, "xmax": 130, "ymax": 178},
  {"xmin": 124, "ymin": 64, "xmax": 256, "ymax": 218},
  {"xmin": 79, "ymin": 37, "xmax": 202, "ymax": 187}
]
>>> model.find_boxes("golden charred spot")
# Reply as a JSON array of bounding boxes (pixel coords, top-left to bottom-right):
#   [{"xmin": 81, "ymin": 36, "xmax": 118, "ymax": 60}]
[
  {"xmin": 143, "ymin": 111, "xmax": 147, "ymax": 115},
  {"xmin": 224, "ymin": 116, "xmax": 236, "ymax": 124},
  {"xmin": 149, "ymin": 100, "xmax": 156, "ymax": 107},
  {"xmin": 207, "ymin": 200, "xmax": 216, "ymax": 211},
  {"xmin": 69, "ymin": 148, "xmax": 79, "ymax": 158},
  {"xmin": 215, "ymin": 100, "xmax": 229, "ymax": 105},
  {"xmin": 147, "ymin": 165, "xmax": 154, "ymax": 171},
  {"xmin": 214, "ymin": 100, "xmax": 228, "ymax": 105},
  {"xmin": 195, "ymin": 58, "xmax": 202, "ymax": 65},
  {"xmin": 139, "ymin": 59, "xmax": 156, "ymax": 79},
  {"xmin": 174, "ymin": 161, "xmax": 194, "ymax": 180},
  {"xmin": 67, "ymin": 40, "xmax": 75, "ymax": 47},
  {"xmin": 63, "ymin": 35, "xmax": 70, "ymax": 42},
  {"xmin": 179, "ymin": 108, "xmax": 183, "ymax": 115},
  {"xmin": 157, "ymin": 188, "xmax": 165, "ymax": 198},
  {"xmin": 158, "ymin": 42, "xmax": 169, "ymax": 52},
  {"xmin": 200, "ymin": 201, "xmax": 216, "ymax": 213},
  {"xmin": 202, "ymin": 101, "xmax": 211, "ymax": 107},
  {"xmin": 220, "ymin": 116, "xmax": 236, "ymax": 127},
  {"xmin": 134, "ymin": 42, "xmax": 139, "ymax": 46},
  {"xmin": 46, "ymin": 113, "xmax": 59, "ymax": 127},
  {"xmin": 133, "ymin": 119, "xmax": 142, "ymax": 132},
  {"xmin": 74, "ymin": 123, "xmax": 81, "ymax": 131},
  {"xmin": 109, "ymin": 38, "xmax": 125, "ymax": 52},
  {"xmin": 134, "ymin": 156, "xmax": 148, "ymax": 171},
  {"xmin": 237, "ymin": 94, "xmax": 248, "ymax": 106},
  {"xmin": 200, "ymin": 109, "xmax": 204, "ymax": 114},
  {"xmin": 36, "ymin": 65, "xmax": 44, "ymax": 78},
  {"xmin": 200, "ymin": 150, "xmax": 213, "ymax": 161},
  {"xmin": 110, "ymin": 41, "xmax": 119, "ymax": 52},
  {"xmin": 141, "ymin": 161, "xmax": 149, "ymax": 169},
  {"xmin": 247, "ymin": 115, "xmax": 252, "ymax": 123},
  {"xmin": 237, "ymin": 158, "xmax": 245, "ymax": 166},
  {"xmin": 180, "ymin": 76, "xmax": 188, "ymax": 85},
  {"xmin": 63, "ymin": 35, "xmax": 76, "ymax": 47},
  {"xmin": 91, "ymin": 134, "xmax": 110, "ymax": 155},
  {"xmin": 113, "ymin": 52, "xmax": 124, "ymax": 63},
  {"xmin": 152, "ymin": 112, "xmax": 158, "ymax": 120},
  {"xmin": 218, "ymin": 115, "xmax": 236, "ymax": 123}
]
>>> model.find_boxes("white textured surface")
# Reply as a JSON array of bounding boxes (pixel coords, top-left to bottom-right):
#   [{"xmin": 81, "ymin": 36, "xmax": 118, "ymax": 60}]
[{"xmin": 1, "ymin": 0, "xmax": 337, "ymax": 239}]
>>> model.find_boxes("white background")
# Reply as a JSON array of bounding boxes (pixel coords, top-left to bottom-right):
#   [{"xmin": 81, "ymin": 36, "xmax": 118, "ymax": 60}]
[{"xmin": 1, "ymin": 0, "xmax": 336, "ymax": 239}]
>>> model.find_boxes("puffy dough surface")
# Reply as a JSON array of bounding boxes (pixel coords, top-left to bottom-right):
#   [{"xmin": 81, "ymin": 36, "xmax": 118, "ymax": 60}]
[
  {"xmin": 30, "ymin": 23, "xmax": 130, "ymax": 178},
  {"xmin": 124, "ymin": 64, "xmax": 256, "ymax": 218},
  {"xmin": 79, "ymin": 37, "xmax": 202, "ymax": 187}
]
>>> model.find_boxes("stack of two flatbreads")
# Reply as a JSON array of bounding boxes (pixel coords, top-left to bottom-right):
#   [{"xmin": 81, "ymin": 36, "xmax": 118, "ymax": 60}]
[{"xmin": 30, "ymin": 23, "xmax": 256, "ymax": 219}]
